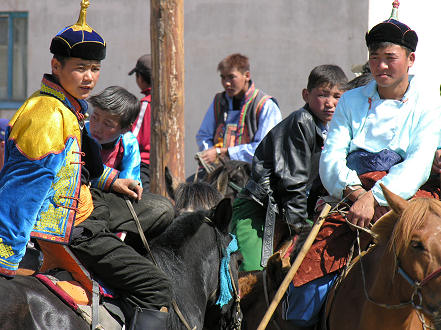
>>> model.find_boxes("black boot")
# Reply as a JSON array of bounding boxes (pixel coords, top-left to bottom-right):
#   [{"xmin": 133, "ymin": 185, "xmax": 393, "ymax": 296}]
[{"xmin": 129, "ymin": 307, "xmax": 168, "ymax": 330}]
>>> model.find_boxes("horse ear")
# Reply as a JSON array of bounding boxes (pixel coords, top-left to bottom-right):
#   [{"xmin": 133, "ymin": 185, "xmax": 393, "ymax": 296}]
[
  {"xmin": 380, "ymin": 183, "xmax": 407, "ymax": 215},
  {"xmin": 217, "ymin": 171, "xmax": 229, "ymax": 196},
  {"xmin": 164, "ymin": 166, "xmax": 178, "ymax": 200},
  {"xmin": 212, "ymin": 198, "xmax": 233, "ymax": 234}
]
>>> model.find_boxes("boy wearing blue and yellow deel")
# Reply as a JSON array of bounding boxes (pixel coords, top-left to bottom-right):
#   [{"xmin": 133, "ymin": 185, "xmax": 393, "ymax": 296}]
[{"xmin": 0, "ymin": 1, "xmax": 172, "ymax": 328}]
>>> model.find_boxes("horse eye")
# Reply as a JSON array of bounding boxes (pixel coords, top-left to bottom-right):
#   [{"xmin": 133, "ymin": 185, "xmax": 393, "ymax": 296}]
[{"xmin": 410, "ymin": 240, "xmax": 425, "ymax": 251}]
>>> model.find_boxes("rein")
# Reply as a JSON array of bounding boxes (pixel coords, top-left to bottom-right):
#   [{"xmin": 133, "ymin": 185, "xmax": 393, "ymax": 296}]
[{"xmin": 125, "ymin": 198, "xmax": 195, "ymax": 330}]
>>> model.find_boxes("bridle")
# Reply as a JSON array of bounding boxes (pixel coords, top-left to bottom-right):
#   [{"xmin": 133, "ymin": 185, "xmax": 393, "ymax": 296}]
[{"xmin": 356, "ymin": 230, "xmax": 441, "ymax": 330}]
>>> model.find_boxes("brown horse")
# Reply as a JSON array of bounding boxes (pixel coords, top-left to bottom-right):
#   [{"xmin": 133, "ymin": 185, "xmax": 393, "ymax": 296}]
[
  {"xmin": 238, "ymin": 242, "xmax": 311, "ymax": 330},
  {"xmin": 328, "ymin": 184, "xmax": 441, "ymax": 330}
]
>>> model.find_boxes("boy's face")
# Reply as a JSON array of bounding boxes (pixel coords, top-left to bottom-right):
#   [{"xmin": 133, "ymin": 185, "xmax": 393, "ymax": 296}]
[
  {"xmin": 51, "ymin": 57, "xmax": 101, "ymax": 100},
  {"xmin": 368, "ymin": 44, "xmax": 415, "ymax": 92},
  {"xmin": 89, "ymin": 107, "xmax": 125, "ymax": 145},
  {"xmin": 220, "ymin": 67, "xmax": 250, "ymax": 98},
  {"xmin": 302, "ymin": 84, "xmax": 343, "ymax": 125}
]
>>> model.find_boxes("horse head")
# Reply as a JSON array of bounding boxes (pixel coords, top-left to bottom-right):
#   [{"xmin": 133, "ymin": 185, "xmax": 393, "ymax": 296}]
[
  {"xmin": 375, "ymin": 184, "xmax": 441, "ymax": 325},
  {"xmin": 206, "ymin": 160, "xmax": 251, "ymax": 200},
  {"xmin": 152, "ymin": 198, "xmax": 242, "ymax": 329}
]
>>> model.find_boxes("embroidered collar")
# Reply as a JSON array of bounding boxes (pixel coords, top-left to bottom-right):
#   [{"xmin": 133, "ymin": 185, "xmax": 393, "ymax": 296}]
[
  {"xmin": 40, "ymin": 74, "xmax": 88, "ymax": 124},
  {"xmin": 243, "ymin": 81, "xmax": 256, "ymax": 103}
]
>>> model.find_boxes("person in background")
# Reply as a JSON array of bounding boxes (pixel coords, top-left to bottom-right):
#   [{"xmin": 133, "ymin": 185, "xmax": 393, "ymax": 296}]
[
  {"xmin": 196, "ymin": 53, "xmax": 282, "ymax": 167},
  {"xmin": 128, "ymin": 54, "xmax": 153, "ymax": 188}
]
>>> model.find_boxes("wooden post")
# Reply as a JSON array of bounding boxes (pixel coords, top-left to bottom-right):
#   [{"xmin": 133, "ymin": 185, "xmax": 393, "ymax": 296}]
[{"xmin": 150, "ymin": 0, "xmax": 185, "ymax": 196}]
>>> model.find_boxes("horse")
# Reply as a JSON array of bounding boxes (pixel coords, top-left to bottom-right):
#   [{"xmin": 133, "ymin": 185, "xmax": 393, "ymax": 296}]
[
  {"xmin": 240, "ymin": 184, "xmax": 441, "ymax": 330},
  {"xmin": 0, "ymin": 198, "xmax": 241, "ymax": 330},
  {"xmin": 327, "ymin": 184, "xmax": 441, "ymax": 330},
  {"xmin": 238, "ymin": 241, "xmax": 307, "ymax": 330},
  {"xmin": 166, "ymin": 159, "xmax": 251, "ymax": 202}
]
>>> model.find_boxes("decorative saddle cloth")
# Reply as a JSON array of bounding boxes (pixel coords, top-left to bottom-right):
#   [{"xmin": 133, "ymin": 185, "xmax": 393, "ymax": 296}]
[{"xmin": 34, "ymin": 240, "xmax": 124, "ymax": 329}]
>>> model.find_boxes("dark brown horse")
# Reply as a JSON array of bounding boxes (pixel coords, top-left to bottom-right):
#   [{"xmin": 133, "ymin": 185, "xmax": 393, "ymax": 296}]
[{"xmin": 328, "ymin": 185, "xmax": 441, "ymax": 330}]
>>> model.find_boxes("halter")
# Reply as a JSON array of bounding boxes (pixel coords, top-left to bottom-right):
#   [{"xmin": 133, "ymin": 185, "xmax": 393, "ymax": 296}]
[
  {"xmin": 396, "ymin": 258, "xmax": 441, "ymax": 315},
  {"xmin": 356, "ymin": 230, "xmax": 441, "ymax": 330}
]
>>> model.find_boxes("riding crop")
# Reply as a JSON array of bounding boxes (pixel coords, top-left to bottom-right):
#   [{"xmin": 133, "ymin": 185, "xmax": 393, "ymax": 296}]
[{"xmin": 256, "ymin": 203, "xmax": 332, "ymax": 330}]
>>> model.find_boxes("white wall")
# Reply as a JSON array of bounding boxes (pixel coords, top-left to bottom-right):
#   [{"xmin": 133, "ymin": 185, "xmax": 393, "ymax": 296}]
[
  {"xmin": 369, "ymin": 0, "xmax": 441, "ymax": 97},
  {"xmin": 0, "ymin": 0, "xmax": 370, "ymax": 175}
]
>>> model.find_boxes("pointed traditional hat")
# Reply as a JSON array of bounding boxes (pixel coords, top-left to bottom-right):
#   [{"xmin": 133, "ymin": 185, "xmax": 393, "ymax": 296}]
[
  {"xmin": 365, "ymin": 1, "xmax": 418, "ymax": 52},
  {"xmin": 50, "ymin": 0, "xmax": 106, "ymax": 60}
]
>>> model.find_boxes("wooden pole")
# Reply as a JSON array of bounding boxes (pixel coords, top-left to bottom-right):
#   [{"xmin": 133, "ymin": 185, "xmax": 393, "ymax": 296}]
[
  {"xmin": 257, "ymin": 203, "xmax": 332, "ymax": 330},
  {"xmin": 150, "ymin": 0, "xmax": 185, "ymax": 196}
]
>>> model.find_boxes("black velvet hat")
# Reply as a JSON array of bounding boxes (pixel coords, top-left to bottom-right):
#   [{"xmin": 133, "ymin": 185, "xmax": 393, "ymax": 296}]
[
  {"xmin": 50, "ymin": 0, "xmax": 106, "ymax": 60},
  {"xmin": 365, "ymin": 1, "xmax": 418, "ymax": 52}
]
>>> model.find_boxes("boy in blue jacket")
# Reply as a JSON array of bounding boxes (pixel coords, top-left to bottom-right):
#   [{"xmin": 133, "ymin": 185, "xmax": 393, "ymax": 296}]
[{"xmin": 86, "ymin": 86, "xmax": 142, "ymax": 191}]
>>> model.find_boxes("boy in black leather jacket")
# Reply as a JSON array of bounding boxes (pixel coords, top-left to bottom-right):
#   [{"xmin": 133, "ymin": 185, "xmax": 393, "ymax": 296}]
[{"xmin": 230, "ymin": 64, "xmax": 347, "ymax": 272}]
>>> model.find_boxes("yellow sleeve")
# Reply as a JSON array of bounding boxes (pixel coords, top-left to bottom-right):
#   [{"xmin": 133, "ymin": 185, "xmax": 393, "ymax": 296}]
[{"xmin": 8, "ymin": 93, "xmax": 82, "ymax": 160}]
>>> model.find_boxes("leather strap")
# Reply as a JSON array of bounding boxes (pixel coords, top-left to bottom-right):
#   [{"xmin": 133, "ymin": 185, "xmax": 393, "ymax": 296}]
[{"xmin": 261, "ymin": 195, "xmax": 277, "ymax": 267}]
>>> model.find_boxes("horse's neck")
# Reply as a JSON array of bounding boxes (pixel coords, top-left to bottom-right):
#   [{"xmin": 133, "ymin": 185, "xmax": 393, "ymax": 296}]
[{"xmin": 358, "ymin": 243, "xmax": 417, "ymax": 329}]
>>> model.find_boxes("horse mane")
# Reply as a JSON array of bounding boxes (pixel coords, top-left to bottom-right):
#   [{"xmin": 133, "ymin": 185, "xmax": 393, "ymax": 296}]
[
  {"xmin": 371, "ymin": 210, "xmax": 398, "ymax": 245},
  {"xmin": 174, "ymin": 182, "xmax": 222, "ymax": 214},
  {"xmin": 389, "ymin": 198, "xmax": 441, "ymax": 259},
  {"xmin": 152, "ymin": 210, "xmax": 210, "ymax": 252}
]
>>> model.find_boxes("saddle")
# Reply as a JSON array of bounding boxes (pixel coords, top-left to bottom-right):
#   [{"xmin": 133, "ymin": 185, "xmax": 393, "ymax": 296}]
[{"xmin": 35, "ymin": 240, "xmax": 124, "ymax": 329}]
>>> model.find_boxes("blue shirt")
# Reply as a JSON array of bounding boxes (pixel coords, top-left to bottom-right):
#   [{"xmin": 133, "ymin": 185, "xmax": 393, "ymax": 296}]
[
  {"xmin": 196, "ymin": 94, "xmax": 282, "ymax": 163},
  {"xmin": 320, "ymin": 76, "xmax": 441, "ymax": 206}
]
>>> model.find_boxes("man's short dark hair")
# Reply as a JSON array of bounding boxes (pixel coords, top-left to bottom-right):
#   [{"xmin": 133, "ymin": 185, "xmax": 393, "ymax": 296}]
[
  {"xmin": 307, "ymin": 65, "xmax": 348, "ymax": 91},
  {"xmin": 88, "ymin": 86, "xmax": 140, "ymax": 130},
  {"xmin": 53, "ymin": 54, "xmax": 68, "ymax": 67}
]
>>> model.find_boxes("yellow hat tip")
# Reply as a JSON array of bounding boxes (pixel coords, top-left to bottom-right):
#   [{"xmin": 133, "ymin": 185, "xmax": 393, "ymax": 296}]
[{"xmin": 75, "ymin": 0, "xmax": 91, "ymax": 29}]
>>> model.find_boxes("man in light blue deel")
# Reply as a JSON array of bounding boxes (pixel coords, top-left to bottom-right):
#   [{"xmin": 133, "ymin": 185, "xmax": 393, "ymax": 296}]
[{"xmin": 320, "ymin": 4, "xmax": 441, "ymax": 229}]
